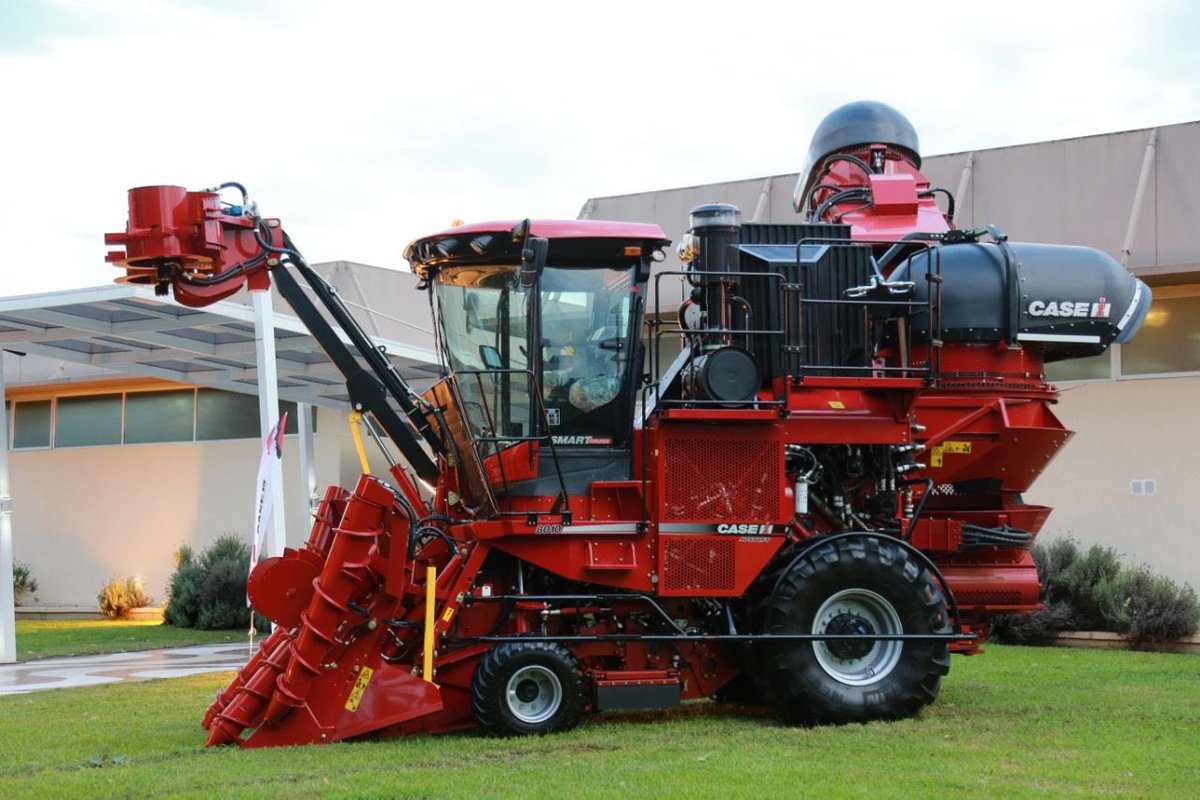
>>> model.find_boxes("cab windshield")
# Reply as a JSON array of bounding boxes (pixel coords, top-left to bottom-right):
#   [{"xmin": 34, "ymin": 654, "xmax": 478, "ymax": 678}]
[{"xmin": 433, "ymin": 264, "xmax": 636, "ymax": 444}]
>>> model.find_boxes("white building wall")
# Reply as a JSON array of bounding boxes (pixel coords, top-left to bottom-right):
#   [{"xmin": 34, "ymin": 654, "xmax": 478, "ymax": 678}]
[
  {"xmin": 1027, "ymin": 377, "xmax": 1200, "ymax": 588},
  {"xmin": 11, "ymin": 406, "xmax": 364, "ymax": 608}
]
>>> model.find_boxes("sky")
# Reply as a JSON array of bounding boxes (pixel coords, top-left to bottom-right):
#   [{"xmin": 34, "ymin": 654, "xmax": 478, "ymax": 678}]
[{"xmin": 1, "ymin": 0, "xmax": 1198, "ymax": 296}]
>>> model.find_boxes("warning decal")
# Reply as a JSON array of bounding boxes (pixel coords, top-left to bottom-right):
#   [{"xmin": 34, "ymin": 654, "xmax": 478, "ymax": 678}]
[
  {"xmin": 345, "ymin": 666, "xmax": 374, "ymax": 712},
  {"xmin": 930, "ymin": 440, "xmax": 972, "ymax": 469}
]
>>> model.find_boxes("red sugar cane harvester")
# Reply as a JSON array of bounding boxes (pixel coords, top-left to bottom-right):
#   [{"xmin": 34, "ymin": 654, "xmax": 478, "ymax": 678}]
[{"xmin": 105, "ymin": 102, "xmax": 1149, "ymax": 746}]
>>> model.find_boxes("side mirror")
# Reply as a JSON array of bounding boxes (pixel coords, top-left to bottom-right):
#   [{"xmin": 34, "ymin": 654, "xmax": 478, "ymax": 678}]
[{"xmin": 479, "ymin": 344, "xmax": 503, "ymax": 369}]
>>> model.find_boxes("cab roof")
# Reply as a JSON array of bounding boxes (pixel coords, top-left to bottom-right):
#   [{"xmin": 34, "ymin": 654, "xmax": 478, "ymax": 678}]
[
  {"xmin": 425, "ymin": 219, "xmax": 668, "ymax": 240},
  {"xmin": 405, "ymin": 219, "xmax": 671, "ymax": 273}
]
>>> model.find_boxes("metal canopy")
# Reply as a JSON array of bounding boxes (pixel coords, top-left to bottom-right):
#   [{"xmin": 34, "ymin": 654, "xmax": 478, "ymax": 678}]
[
  {"xmin": 0, "ymin": 284, "xmax": 442, "ymax": 407},
  {"xmin": 0, "ymin": 279, "xmax": 445, "ymax": 660}
]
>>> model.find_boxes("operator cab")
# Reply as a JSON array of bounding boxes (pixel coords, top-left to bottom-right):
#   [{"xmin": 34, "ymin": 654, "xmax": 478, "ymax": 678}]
[{"xmin": 407, "ymin": 220, "xmax": 669, "ymax": 515}]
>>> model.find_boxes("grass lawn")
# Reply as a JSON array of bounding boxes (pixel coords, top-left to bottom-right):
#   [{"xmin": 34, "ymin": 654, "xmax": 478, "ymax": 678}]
[
  {"xmin": 0, "ymin": 644, "xmax": 1197, "ymax": 798},
  {"xmin": 14, "ymin": 619, "xmax": 248, "ymax": 661}
]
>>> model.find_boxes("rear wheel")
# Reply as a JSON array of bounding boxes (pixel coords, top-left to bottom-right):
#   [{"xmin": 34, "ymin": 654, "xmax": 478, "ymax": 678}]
[
  {"xmin": 471, "ymin": 641, "xmax": 585, "ymax": 736},
  {"xmin": 751, "ymin": 534, "xmax": 952, "ymax": 724}
]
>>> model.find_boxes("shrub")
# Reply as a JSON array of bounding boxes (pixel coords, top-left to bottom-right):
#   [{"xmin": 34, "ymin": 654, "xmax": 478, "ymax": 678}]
[
  {"xmin": 98, "ymin": 576, "xmax": 149, "ymax": 619},
  {"xmin": 13, "ymin": 561, "xmax": 38, "ymax": 606},
  {"xmin": 991, "ymin": 599, "xmax": 1073, "ymax": 645},
  {"xmin": 992, "ymin": 540, "xmax": 1078, "ymax": 644},
  {"xmin": 162, "ymin": 546, "xmax": 203, "ymax": 627},
  {"xmin": 164, "ymin": 535, "xmax": 265, "ymax": 630},
  {"xmin": 196, "ymin": 552, "xmax": 256, "ymax": 629},
  {"xmin": 1037, "ymin": 538, "xmax": 1080, "ymax": 601},
  {"xmin": 1059, "ymin": 544, "xmax": 1125, "ymax": 630},
  {"xmin": 1124, "ymin": 569, "xmax": 1200, "ymax": 645},
  {"xmin": 992, "ymin": 537, "xmax": 1200, "ymax": 646}
]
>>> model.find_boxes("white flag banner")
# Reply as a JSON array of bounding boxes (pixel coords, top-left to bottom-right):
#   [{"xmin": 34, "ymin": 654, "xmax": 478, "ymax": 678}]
[{"xmin": 251, "ymin": 412, "xmax": 288, "ymax": 571}]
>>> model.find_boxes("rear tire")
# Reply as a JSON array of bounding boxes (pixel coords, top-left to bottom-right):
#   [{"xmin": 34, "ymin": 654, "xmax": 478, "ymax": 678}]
[
  {"xmin": 471, "ymin": 641, "xmax": 585, "ymax": 736},
  {"xmin": 751, "ymin": 534, "xmax": 952, "ymax": 724}
]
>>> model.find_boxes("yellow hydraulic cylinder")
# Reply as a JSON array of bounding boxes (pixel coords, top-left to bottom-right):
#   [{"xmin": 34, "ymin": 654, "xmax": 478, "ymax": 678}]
[{"xmin": 422, "ymin": 565, "xmax": 436, "ymax": 683}]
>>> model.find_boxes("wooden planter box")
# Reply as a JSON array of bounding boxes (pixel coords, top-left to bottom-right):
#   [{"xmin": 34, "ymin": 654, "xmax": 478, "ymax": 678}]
[{"xmin": 1052, "ymin": 630, "xmax": 1200, "ymax": 654}]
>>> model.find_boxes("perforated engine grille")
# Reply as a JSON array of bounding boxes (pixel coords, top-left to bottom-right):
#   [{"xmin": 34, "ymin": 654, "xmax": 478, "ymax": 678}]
[
  {"xmin": 955, "ymin": 589, "xmax": 1022, "ymax": 605},
  {"xmin": 662, "ymin": 537, "xmax": 736, "ymax": 592},
  {"xmin": 663, "ymin": 438, "xmax": 781, "ymax": 521}
]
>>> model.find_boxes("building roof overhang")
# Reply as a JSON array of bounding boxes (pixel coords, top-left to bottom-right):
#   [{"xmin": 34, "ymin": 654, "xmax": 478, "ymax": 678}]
[{"xmin": 0, "ymin": 284, "xmax": 442, "ymax": 408}]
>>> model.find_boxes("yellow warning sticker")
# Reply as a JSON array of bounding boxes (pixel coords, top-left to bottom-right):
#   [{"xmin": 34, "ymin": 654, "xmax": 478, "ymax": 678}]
[
  {"xmin": 344, "ymin": 666, "xmax": 374, "ymax": 712},
  {"xmin": 930, "ymin": 440, "xmax": 970, "ymax": 469},
  {"xmin": 828, "ymin": 400, "xmax": 845, "ymax": 409},
  {"xmin": 441, "ymin": 607, "xmax": 456, "ymax": 624}
]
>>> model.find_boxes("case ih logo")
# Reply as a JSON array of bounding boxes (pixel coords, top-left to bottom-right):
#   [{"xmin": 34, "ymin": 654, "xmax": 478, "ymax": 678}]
[
  {"xmin": 716, "ymin": 523, "xmax": 771, "ymax": 535},
  {"xmin": 1027, "ymin": 297, "xmax": 1111, "ymax": 318}
]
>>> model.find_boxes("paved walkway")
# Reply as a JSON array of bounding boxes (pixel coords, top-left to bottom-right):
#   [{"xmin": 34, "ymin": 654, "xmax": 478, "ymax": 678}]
[{"xmin": 0, "ymin": 643, "xmax": 252, "ymax": 696}]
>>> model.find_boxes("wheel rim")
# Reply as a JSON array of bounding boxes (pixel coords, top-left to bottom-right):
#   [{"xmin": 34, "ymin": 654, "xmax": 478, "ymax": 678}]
[
  {"xmin": 812, "ymin": 588, "xmax": 904, "ymax": 686},
  {"xmin": 504, "ymin": 665, "xmax": 563, "ymax": 724}
]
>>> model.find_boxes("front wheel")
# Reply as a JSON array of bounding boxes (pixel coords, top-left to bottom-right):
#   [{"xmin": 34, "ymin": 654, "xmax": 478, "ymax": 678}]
[
  {"xmin": 751, "ymin": 534, "xmax": 952, "ymax": 724},
  {"xmin": 471, "ymin": 641, "xmax": 585, "ymax": 736}
]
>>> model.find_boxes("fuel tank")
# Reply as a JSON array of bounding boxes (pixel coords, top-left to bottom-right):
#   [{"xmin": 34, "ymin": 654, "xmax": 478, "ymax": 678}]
[{"xmin": 893, "ymin": 241, "xmax": 1151, "ymax": 361}]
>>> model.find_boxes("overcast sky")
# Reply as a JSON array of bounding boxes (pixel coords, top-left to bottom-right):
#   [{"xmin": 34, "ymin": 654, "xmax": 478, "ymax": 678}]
[{"xmin": 2, "ymin": 0, "xmax": 1197, "ymax": 296}]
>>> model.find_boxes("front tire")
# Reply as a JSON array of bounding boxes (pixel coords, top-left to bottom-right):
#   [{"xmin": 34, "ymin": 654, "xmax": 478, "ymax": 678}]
[
  {"xmin": 471, "ymin": 641, "xmax": 585, "ymax": 736},
  {"xmin": 752, "ymin": 534, "xmax": 952, "ymax": 724}
]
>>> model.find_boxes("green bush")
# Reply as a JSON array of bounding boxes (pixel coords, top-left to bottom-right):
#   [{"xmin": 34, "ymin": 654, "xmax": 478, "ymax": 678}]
[
  {"xmin": 993, "ymin": 538, "xmax": 1200, "ymax": 646},
  {"xmin": 196, "ymin": 554, "xmax": 255, "ymax": 629},
  {"xmin": 1059, "ymin": 543, "xmax": 1125, "ymax": 630},
  {"xmin": 13, "ymin": 561, "xmax": 38, "ymax": 606},
  {"xmin": 1123, "ymin": 569, "xmax": 1200, "ymax": 645},
  {"xmin": 1037, "ymin": 537, "xmax": 1080, "ymax": 599},
  {"xmin": 164, "ymin": 535, "xmax": 266, "ymax": 630},
  {"xmin": 991, "ymin": 599, "xmax": 1075, "ymax": 645},
  {"xmin": 993, "ymin": 539, "xmax": 1083, "ymax": 643},
  {"xmin": 98, "ymin": 576, "xmax": 149, "ymax": 619},
  {"xmin": 162, "ymin": 546, "xmax": 203, "ymax": 627}
]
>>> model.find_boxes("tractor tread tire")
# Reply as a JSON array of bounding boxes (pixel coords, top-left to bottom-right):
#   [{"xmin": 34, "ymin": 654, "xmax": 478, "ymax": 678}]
[
  {"xmin": 471, "ymin": 641, "xmax": 585, "ymax": 736},
  {"xmin": 751, "ymin": 534, "xmax": 952, "ymax": 725}
]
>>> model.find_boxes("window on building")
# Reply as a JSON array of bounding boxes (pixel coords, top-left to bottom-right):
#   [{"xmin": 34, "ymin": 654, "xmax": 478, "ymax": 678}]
[
  {"xmin": 281, "ymin": 403, "xmax": 304, "ymax": 435},
  {"xmin": 1043, "ymin": 288, "xmax": 1199, "ymax": 383},
  {"xmin": 196, "ymin": 389, "xmax": 307, "ymax": 441},
  {"xmin": 197, "ymin": 389, "xmax": 261, "ymax": 441},
  {"xmin": 6, "ymin": 388, "xmax": 315, "ymax": 450},
  {"xmin": 54, "ymin": 395, "xmax": 122, "ymax": 450},
  {"xmin": 55, "ymin": 394, "xmax": 123, "ymax": 447},
  {"xmin": 125, "ymin": 389, "xmax": 196, "ymax": 444},
  {"xmin": 12, "ymin": 400, "xmax": 51, "ymax": 449},
  {"xmin": 1045, "ymin": 352, "xmax": 1111, "ymax": 382},
  {"xmin": 1121, "ymin": 294, "xmax": 1200, "ymax": 376}
]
